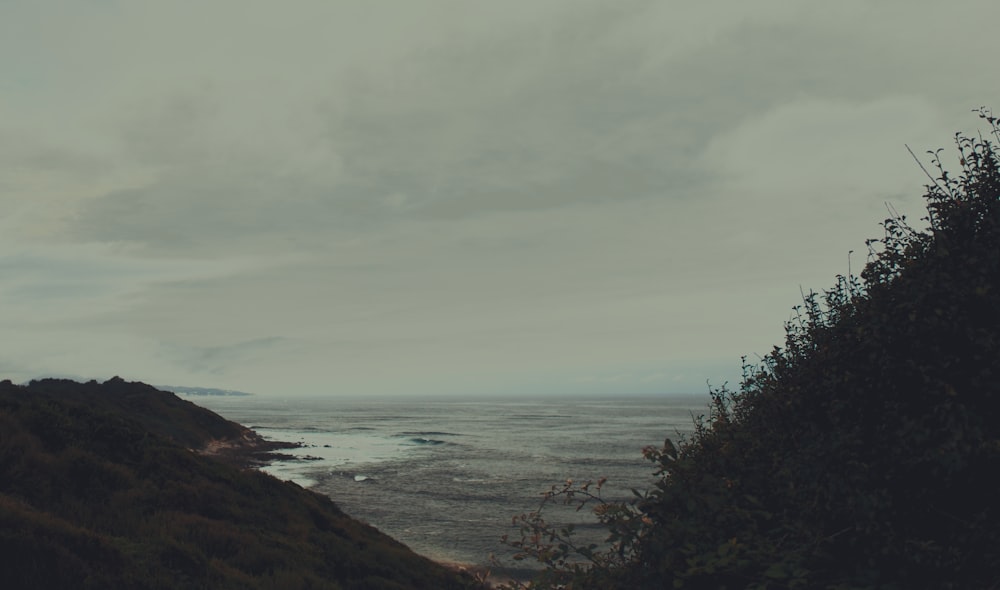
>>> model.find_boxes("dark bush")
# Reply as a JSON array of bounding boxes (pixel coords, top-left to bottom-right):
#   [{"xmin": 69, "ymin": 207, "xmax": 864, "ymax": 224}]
[{"xmin": 504, "ymin": 109, "xmax": 1000, "ymax": 589}]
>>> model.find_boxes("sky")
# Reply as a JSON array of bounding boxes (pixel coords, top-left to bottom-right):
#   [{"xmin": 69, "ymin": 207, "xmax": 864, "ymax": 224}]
[{"xmin": 1, "ymin": 1, "xmax": 999, "ymax": 397}]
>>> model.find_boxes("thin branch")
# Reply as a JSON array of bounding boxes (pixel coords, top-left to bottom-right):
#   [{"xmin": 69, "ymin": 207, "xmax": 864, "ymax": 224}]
[
  {"xmin": 884, "ymin": 201, "xmax": 917, "ymax": 235},
  {"xmin": 906, "ymin": 144, "xmax": 951, "ymax": 199}
]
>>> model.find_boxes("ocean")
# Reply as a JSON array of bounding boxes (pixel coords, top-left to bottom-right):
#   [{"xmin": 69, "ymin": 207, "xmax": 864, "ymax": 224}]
[{"xmin": 190, "ymin": 393, "xmax": 710, "ymax": 577}]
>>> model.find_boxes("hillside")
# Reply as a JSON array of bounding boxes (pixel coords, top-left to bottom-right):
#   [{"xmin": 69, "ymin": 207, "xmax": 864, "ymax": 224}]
[
  {"xmin": 504, "ymin": 114, "xmax": 1000, "ymax": 589},
  {"xmin": 0, "ymin": 378, "xmax": 479, "ymax": 589}
]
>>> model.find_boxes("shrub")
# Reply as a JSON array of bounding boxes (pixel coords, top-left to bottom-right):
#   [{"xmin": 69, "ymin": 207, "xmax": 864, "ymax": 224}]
[{"xmin": 501, "ymin": 108, "xmax": 1000, "ymax": 589}]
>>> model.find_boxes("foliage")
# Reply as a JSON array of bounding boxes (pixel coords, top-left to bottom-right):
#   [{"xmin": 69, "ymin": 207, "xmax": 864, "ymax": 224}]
[
  {"xmin": 0, "ymin": 378, "xmax": 481, "ymax": 589},
  {"xmin": 501, "ymin": 109, "xmax": 1000, "ymax": 589}
]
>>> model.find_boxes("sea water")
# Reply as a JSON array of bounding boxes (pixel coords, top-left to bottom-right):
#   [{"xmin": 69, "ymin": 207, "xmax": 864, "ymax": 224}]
[{"xmin": 190, "ymin": 394, "xmax": 709, "ymax": 573}]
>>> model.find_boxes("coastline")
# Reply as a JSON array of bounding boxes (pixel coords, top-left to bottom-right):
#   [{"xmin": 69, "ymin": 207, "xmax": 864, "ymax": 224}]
[
  {"xmin": 435, "ymin": 557, "xmax": 529, "ymax": 588},
  {"xmin": 183, "ymin": 397, "xmax": 687, "ymax": 587},
  {"xmin": 195, "ymin": 428, "xmax": 302, "ymax": 469},
  {"xmin": 196, "ymin": 427, "xmax": 519, "ymax": 587}
]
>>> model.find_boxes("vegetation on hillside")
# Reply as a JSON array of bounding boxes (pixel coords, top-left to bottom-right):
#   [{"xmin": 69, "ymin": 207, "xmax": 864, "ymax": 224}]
[
  {"xmin": 0, "ymin": 378, "xmax": 480, "ymax": 589},
  {"xmin": 502, "ymin": 109, "xmax": 1000, "ymax": 589}
]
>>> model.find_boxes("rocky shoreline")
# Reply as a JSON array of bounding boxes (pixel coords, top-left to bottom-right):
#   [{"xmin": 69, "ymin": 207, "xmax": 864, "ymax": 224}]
[{"xmin": 196, "ymin": 428, "xmax": 302, "ymax": 469}]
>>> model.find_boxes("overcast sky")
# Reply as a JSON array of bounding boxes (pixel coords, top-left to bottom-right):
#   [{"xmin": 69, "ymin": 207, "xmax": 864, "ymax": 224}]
[{"xmin": 1, "ymin": 1, "xmax": 998, "ymax": 397}]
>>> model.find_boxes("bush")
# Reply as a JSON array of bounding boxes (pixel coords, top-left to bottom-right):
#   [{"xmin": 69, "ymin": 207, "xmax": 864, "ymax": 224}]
[{"xmin": 501, "ymin": 108, "xmax": 1000, "ymax": 589}]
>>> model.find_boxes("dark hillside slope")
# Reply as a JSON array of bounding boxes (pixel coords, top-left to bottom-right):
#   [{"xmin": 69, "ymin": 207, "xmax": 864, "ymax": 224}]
[
  {"xmin": 2, "ymin": 377, "xmax": 248, "ymax": 451},
  {"xmin": 0, "ymin": 378, "xmax": 477, "ymax": 590},
  {"xmin": 507, "ymin": 113, "xmax": 1000, "ymax": 589}
]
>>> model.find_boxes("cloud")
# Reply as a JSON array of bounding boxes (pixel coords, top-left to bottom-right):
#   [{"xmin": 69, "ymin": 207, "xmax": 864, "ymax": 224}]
[
  {"xmin": 67, "ymin": 0, "xmax": 984, "ymax": 258},
  {"xmin": 0, "ymin": 243, "xmax": 267, "ymax": 326},
  {"xmin": 3, "ymin": 0, "xmax": 1000, "ymax": 395},
  {"xmin": 704, "ymin": 97, "xmax": 947, "ymax": 188},
  {"xmin": 69, "ymin": 4, "xmax": 705, "ymax": 253},
  {"xmin": 67, "ymin": 1, "xmax": 829, "ymax": 252},
  {"xmin": 159, "ymin": 336, "xmax": 289, "ymax": 376}
]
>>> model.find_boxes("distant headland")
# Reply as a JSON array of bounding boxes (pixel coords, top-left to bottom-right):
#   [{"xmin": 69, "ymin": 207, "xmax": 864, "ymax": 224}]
[{"xmin": 158, "ymin": 384, "xmax": 254, "ymax": 397}]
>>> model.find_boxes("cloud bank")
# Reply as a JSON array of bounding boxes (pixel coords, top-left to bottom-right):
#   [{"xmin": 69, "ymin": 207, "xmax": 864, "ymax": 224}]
[{"xmin": 1, "ymin": 0, "xmax": 998, "ymax": 395}]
